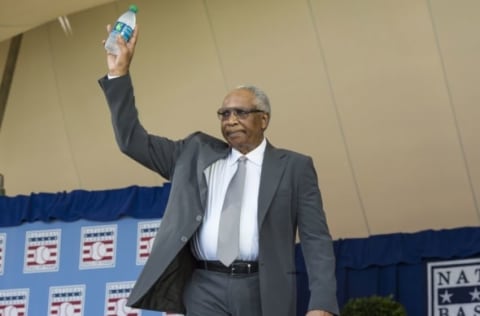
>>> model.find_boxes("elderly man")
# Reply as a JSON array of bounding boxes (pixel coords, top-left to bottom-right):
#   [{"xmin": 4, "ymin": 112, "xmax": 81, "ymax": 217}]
[{"xmin": 99, "ymin": 25, "xmax": 339, "ymax": 316}]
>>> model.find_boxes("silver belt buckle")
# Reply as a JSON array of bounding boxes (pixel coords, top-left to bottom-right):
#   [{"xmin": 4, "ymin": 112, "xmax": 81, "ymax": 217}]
[{"xmin": 230, "ymin": 262, "xmax": 252, "ymax": 275}]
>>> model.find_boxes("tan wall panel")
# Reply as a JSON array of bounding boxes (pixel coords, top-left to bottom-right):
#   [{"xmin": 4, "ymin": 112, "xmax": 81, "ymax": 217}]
[
  {"xmin": 0, "ymin": 0, "xmax": 116, "ymax": 42},
  {"xmin": 311, "ymin": 0, "xmax": 478, "ymax": 234},
  {"xmin": 1, "ymin": 0, "xmax": 479, "ymax": 238},
  {"xmin": 45, "ymin": 3, "xmax": 160, "ymax": 191},
  {"xmin": 0, "ymin": 40, "xmax": 8, "ymax": 76},
  {"xmin": 0, "ymin": 27, "xmax": 79, "ymax": 195},
  {"xmin": 205, "ymin": 0, "xmax": 368, "ymax": 237},
  {"xmin": 42, "ymin": 0, "xmax": 234, "ymax": 190},
  {"xmin": 128, "ymin": 0, "xmax": 226, "ymax": 140},
  {"xmin": 429, "ymin": 0, "xmax": 480, "ymax": 216}
]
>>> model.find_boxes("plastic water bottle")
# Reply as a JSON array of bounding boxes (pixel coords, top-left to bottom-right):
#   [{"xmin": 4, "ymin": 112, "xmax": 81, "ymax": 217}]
[{"xmin": 104, "ymin": 4, "xmax": 138, "ymax": 55}]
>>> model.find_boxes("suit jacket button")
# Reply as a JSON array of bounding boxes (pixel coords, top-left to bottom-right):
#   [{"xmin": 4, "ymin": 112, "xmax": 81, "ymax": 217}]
[
  {"xmin": 180, "ymin": 236, "xmax": 188, "ymax": 243},
  {"xmin": 196, "ymin": 215, "xmax": 202, "ymax": 222}
]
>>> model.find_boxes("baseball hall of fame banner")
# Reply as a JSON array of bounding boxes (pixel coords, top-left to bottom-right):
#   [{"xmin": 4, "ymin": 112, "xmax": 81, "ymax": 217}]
[
  {"xmin": 2, "ymin": 184, "xmax": 480, "ymax": 315},
  {"xmin": 428, "ymin": 258, "xmax": 480, "ymax": 316},
  {"xmin": 0, "ymin": 185, "xmax": 170, "ymax": 316},
  {"xmin": 0, "ymin": 216, "xmax": 164, "ymax": 315}
]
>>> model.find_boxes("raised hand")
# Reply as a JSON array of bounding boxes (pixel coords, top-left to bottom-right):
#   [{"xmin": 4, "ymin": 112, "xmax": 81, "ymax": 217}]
[{"xmin": 103, "ymin": 24, "xmax": 139, "ymax": 77}]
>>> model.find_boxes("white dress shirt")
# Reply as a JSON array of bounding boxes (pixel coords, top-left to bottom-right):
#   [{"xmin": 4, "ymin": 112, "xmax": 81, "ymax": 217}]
[{"xmin": 192, "ymin": 138, "xmax": 266, "ymax": 261}]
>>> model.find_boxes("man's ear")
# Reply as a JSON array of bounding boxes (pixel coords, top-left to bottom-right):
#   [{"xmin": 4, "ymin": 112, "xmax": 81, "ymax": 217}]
[{"xmin": 261, "ymin": 113, "xmax": 270, "ymax": 130}]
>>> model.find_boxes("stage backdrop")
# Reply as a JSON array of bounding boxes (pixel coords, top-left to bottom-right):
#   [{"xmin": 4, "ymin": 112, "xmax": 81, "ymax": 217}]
[{"xmin": 1, "ymin": 184, "xmax": 480, "ymax": 316}]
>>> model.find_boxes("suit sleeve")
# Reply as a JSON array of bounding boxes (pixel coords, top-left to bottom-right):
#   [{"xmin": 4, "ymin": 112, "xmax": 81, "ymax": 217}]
[
  {"xmin": 296, "ymin": 156, "xmax": 339, "ymax": 315},
  {"xmin": 98, "ymin": 74, "xmax": 183, "ymax": 180}
]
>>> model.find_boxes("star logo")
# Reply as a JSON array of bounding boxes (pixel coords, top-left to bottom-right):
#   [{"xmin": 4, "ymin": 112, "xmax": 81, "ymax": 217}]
[
  {"xmin": 440, "ymin": 289, "xmax": 453, "ymax": 303},
  {"xmin": 0, "ymin": 233, "xmax": 5, "ymax": 275},
  {"xmin": 136, "ymin": 220, "xmax": 161, "ymax": 265},
  {"xmin": 105, "ymin": 281, "xmax": 141, "ymax": 316},
  {"xmin": 0, "ymin": 289, "xmax": 29, "ymax": 316},
  {"xmin": 48, "ymin": 285, "xmax": 85, "ymax": 316},
  {"xmin": 24, "ymin": 229, "xmax": 61, "ymax": 273},
  {"xmin": 79, "ymin": 225, "xmax": 117, "ymax": 270},
  {"xmin": 470, "ymin": 287, "xmax": 480, "ymax": 301}
]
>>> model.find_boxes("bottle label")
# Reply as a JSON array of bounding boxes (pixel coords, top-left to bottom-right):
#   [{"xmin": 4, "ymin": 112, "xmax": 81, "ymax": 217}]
[{"xmin": 113, "ymin": 21, "xmax": 134, "ymax": 42}]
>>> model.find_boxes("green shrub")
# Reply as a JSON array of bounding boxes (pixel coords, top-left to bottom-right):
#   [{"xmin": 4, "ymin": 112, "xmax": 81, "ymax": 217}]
[{"xmin": 341, "ymin": 295, "xmax": 407, "ymax": 316}]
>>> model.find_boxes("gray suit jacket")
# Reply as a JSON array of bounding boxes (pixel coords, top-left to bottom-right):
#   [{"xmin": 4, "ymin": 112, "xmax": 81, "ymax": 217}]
[{"xmin": 99, "ymin": 75, "xmax": 339, "ymax": 316}]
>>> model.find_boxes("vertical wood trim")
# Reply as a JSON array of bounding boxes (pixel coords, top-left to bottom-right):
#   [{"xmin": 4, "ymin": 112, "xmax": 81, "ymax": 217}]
[
  {"xmin": 0, "ymin": 34, "xmax": 23, "ymax": 131},
  {"xmin": 426, "ymin": 0, "xmax": 480, "ymax": 223},
  {"xmin": 306, "ymin": 0, "xmax": 371, "ymax": 235}
]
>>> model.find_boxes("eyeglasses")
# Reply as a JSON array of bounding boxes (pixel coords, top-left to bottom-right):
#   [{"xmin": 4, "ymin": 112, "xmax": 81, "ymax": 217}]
[{"xmin": 217, "ymin": 108, "xmax": 264, "ymax": 121}]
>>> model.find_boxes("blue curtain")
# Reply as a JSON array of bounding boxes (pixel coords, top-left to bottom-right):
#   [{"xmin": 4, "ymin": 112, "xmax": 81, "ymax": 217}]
[
  {"xmin": 1, "ymin": 185, "xmax": 480, "ymax": 315},
  {"xmin": 0, "ymin": 184, "xmax": 170, "ymax": 227},
  {"xmin": 297, "ymin": 226, "xmax": 480, "ymax": 315}
]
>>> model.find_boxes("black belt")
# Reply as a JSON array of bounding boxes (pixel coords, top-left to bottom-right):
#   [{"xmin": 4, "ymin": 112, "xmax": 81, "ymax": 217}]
[{"xmin": 196, "ymin": 260, "xmax": 258, "ymax": 275}]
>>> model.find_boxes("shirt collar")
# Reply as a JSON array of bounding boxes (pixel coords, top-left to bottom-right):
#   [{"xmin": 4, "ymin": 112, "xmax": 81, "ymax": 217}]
[{"xmin": 228, "ymin": 138, "xmax": 267, "ymax": 167}]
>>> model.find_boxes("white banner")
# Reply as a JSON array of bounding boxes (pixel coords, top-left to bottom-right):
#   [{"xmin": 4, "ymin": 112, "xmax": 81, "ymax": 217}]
[{"xmin": 428, "ymin": 258, "xmax": 480, "ymax": 316}]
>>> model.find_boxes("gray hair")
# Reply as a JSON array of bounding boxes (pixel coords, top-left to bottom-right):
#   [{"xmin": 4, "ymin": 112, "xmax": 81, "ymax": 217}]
[{"xmin": 235, "ymin": 85, "xmax": 271, "ymax": 115}]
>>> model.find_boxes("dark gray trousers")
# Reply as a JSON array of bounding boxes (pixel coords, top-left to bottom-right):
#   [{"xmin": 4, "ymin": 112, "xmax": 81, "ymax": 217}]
[{"xmin": 183, "ymin": 269, "xmax": 262, "ymax": 316}]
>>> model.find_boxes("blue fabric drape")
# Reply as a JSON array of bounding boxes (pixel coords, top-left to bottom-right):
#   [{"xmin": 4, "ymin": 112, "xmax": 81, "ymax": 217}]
[
  {"xmin": 0, "ymin": 184, "xmax": 170, "ymax": 227},
  {"xmin": 296, "ymin": 227, "xmax": 480, "ymax": 315},
  {"xmin": 1, "ymin": 185, "xmax": 479, "ymax": 315},
  {"xmin": 334, "ymin": 227, "xmax": 480, "ymax": 268}
]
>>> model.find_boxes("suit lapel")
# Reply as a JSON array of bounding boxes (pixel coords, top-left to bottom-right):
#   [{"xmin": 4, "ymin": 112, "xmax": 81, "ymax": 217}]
[
  {"xmin": 258, "ymin": 142, "xmax": 287, "ymax": 227},
  {"xmin": 194, "ymin": 138, "xmax": 287, "ymax": 221}
]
